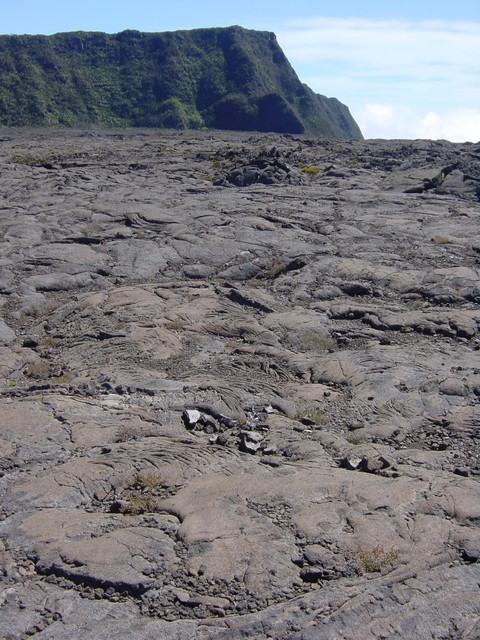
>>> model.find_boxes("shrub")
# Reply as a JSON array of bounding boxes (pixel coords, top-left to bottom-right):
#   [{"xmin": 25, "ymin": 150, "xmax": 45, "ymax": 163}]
[
  {"xmin": 13, "ymin": 149, "xmax": 54, "ymax": 167},
  {"xmin": 432, "ymin": 236, "xmax": 451, "ymax": 245},
  {"xmin": 119, "ymin": 471, "xmax": 166, "ymax": 515},
  {"xmin": 158, "ymin": 97, "xmax": 188, "ymax": 129},
  {"xmin": 120, "ymin": 495, "xmax": 158, "ymax": 515},
  {"xmin": 132, "ymin": 471, "xmax": 165, "ymax": 491},
  {"xmin": 115, "ymin": 425, "xmax": 139, "ymax": 442},
  {"xmin": 346, "ymin": 432, "xmax": 367, "ymax": 445},
  {"xmin": 284, "ymin": 328, "xmax": 337, "ymax": 353},
  {"xmin": 268, "ymin": 262, "xmax": 286, "ymax": 277},
  {"xmin": 165, "ymin": 319, "xmax": 184, "ymax": 331},
  {"xmin": 355, "ymin": 545, "xmax": 399, "ymax": 573}
]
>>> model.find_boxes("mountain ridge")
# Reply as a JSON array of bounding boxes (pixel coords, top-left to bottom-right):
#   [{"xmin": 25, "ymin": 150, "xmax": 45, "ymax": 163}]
[{"xmin": 0, "ymin": 26, "xmax": 363, "ymax": 139}]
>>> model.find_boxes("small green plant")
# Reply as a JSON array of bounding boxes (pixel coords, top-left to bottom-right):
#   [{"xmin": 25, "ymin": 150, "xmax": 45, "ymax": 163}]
[
  {"xmin": 13, "ymin": 153, "xmax": 40, "ymax": 166},
  {"xmin": 301, "ymin": 165, "xmax": 320, "ymax": 175},
  {"xmin": 356, "ymin": 545, "xmax": 399, "ymax": 573},
  {"xmin": 346, "ymin": 157, "xmax": 358, "ymax": 166},
  {"xmin": 13, "ymin": 149, "xmax": 55, "ymax": 167}
]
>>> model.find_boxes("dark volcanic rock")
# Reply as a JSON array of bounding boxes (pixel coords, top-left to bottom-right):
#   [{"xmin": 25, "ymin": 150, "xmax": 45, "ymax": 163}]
[{"xmin": 0, "ymin": 129, "xmax": 479, "ymax": 639}]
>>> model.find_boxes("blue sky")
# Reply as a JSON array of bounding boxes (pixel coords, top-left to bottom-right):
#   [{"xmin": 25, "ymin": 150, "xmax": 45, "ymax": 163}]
[{"xmin": 2, "ymin": 0, "xmax": 480, "ymax": 141}]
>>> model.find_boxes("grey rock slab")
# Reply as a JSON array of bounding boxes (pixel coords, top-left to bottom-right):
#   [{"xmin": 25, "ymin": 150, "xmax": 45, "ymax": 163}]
[
  {"xmin": 26, "ymin": 242, "xmax": 108, "ymax": 275},
  {"xmin": 25, "ymin": 271, "xmax": 100, "ymax": 292},
  {"xmin": 0, "ymin": 580, "xmax": 198, "ymax": 640},
  {"xmin": 33, "ymin": 517, "xmax": 177, "ymax": 593},
  {"xmin": 106, "ymin": 239, "xmax": 178, "ymax": 279},
  {"xmin": 182, "ymin": 263, "xmax": 215, "ymax": 279},
  {"xmin": 439, "ymin": 377, "xmax": 467, "ymax": 396},
  {"xmin": 0, "ymin": 399, "xmax": 72, "ymax": 467},
  {"xmin": 0, "ymin": 318, "xmax": 15, "ymax": 345}
]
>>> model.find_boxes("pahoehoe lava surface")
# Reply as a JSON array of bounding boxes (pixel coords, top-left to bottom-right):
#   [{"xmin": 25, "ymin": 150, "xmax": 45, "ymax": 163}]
[{"xmin": 0, "ymin": 128, "xmax": 480, "ymax": 639}]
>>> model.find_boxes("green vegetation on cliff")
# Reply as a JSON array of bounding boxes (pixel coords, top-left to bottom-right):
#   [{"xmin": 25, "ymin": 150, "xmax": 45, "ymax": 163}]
[{"xmin": 0, "ymin": 26, "xmax": 363, "ymax": 139}]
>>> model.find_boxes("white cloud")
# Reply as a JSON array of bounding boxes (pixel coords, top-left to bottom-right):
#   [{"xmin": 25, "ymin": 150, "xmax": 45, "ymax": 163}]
[
  {"xmin": 364, "ymin": 104, "xmax": 395, "ymax": 128},
  {"xmin": 419, "ymin": 109, "xmax": 480, "ymax": 142},
  {"xmin": 357, "ymin": 104, "xmax": 480, "ymax": 141},
  {"xmin": 275, "ymin": 17, "xmax": 480, "ymax": 141},
  {"xmin": 357, "ymin": 103, "xmax": 415, "ymax": 139},
  {"xmin": 277, "ymin": 18, "xmax": 480, "ymax": 75}
]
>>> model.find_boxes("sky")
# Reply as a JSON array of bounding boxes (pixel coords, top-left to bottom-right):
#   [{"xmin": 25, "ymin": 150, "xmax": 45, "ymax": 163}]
[{"xmin": 2, "ymin": 0, "xmax": 480, "ymax": 141}]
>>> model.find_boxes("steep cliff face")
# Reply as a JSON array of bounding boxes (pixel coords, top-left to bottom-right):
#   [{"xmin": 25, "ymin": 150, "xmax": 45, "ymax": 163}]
[{"xmin": 0, "ymin": 26, "xmax": 363, "ymax": 138}]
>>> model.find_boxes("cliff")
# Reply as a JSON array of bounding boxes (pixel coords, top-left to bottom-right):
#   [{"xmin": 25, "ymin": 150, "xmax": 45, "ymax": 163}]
[{"xmin": 0, "ymin": 26, "xmax": 362, "ymax": 138}]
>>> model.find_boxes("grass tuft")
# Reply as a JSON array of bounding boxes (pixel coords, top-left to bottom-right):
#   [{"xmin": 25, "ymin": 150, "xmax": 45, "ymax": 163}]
[
  {"xmin": 292, "ymin": 406, "xmax": 326, "ymax": 425},
  {"xmin": 355, "ymin": 545, "xmax": 399, "ymax": 573},
  {"xmin": 132, "ymin": 471, "xmax": 166, "ymax": 491}
]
